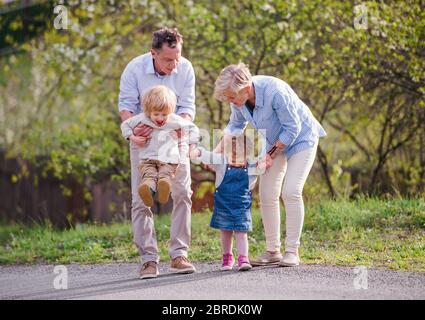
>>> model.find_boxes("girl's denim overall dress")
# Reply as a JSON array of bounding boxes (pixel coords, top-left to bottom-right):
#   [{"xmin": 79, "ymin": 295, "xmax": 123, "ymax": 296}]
[{"xmin": 210, "ymin": 164, "xmax": 252, "ymax": 232}]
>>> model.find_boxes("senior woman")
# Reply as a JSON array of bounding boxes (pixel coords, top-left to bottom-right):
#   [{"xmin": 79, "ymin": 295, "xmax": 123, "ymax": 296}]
[{"xmin": 214, "ymin": 62, "xmax": 326, "ymax": 267}]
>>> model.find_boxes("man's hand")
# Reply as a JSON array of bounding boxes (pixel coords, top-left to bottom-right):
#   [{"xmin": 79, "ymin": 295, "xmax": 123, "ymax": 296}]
[
  {"xmin": 129, "ymin": 134, "xmax": 150, "ymax": 147},
  {"xmin": 119, "ymin": 110, "xmax": 134, "ymax": 122},
  {"xmin": 175, "ymin": 128, "xmax": 184, "ymax": 140},
  {"xmin": 133, "ymin": 124, "xmax": 153, "ymax": 138},
  {"xmin": 169, "ymin": 130, "xmax": 179, "ymax": 141},
  {"xmin": 178, "ymin": 113, "xmax": 192, "ymax": 121}
]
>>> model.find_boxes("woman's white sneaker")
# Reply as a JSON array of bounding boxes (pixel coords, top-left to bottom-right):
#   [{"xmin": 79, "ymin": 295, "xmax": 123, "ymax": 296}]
[
  {"xmin": 279, "ymin": 252, "xmax": 300, "ymax": 267},
  {"xmin": 251, "ymin": 251, "xmax": 283, "ymax": 266}
]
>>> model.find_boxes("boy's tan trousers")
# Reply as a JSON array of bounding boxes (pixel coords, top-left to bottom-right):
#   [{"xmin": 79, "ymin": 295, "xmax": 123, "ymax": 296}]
[{"xmin": 130, "ymin": 143, "xmax": 193, "ymax": 264}]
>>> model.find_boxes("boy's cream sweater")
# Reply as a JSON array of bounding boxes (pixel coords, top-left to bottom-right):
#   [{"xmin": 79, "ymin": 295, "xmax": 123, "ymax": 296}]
[{"xmin": 121, "ymin": 113, "xmax": 200, "ymax": 164}]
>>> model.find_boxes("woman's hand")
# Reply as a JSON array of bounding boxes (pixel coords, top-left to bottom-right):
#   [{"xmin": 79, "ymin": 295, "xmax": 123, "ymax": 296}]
[
  {"xmin": 275, "ymin": 140, "xmax": 285, "ymax": 149},
  {"xmin": 265, "ymin": 154, "xmax": 273, "ymax": 169},
  {"xmin": 257, "ymin": 159, "xmax": 267, "ymax": 171},
  {"xmin": 268, "ymin": 141, "xmax": 285, "ymax": 159},
  {"xmin": 257, "ymin": 154, "xmax": 274, "ymax": 170}
]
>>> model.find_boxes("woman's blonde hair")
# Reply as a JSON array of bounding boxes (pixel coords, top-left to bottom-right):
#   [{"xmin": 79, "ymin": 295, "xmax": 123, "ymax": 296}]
[
  {"xmin": 214, "ymin": 62, "xmax": 252, "ymax": 102},
  {"xmin": 142, "ymin": 85, "xmax": 176, "ymax": 117}
]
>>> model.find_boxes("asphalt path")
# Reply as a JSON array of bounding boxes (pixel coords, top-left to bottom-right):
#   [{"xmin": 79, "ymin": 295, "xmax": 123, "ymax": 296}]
[{"xmin": 1, "ymin": 262, "xmax": 424, "ymax": 300}]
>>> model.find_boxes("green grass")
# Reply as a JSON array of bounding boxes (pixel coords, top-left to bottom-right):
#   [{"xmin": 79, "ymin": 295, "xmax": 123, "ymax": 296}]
[{"xmin": 1, "ymin": 198, "xmax": 424, "ymax": 272}]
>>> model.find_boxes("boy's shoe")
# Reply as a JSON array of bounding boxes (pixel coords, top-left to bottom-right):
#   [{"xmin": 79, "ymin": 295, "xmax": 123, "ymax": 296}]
[
  {"xmin": 251, "ymin": 251, "xmax": 283, "ymax": 266},
  {"xmin": 157, "ymin": 179, "xmax": 171, "ymax": 204},
  {"xmin": 221, "ymin": 253, "xmax": 235, "ymax": 271},
  {"xmin": 279, "ymin": 252, "xmax": 300, "ymax": 267},
  {"xmin": 170, "ymin": 256, "xmax": 196, "ymax": 274},
  {"xmin": 237, "ymin": 255, "xmax": 252, "ymax": 271},
  {"xmin": 138, "ymin": 184, "xmax": 155, "ymax": 207},
  {"xmin": 140, "ymin": 261, "xmax": 159, "ymax": 279}
]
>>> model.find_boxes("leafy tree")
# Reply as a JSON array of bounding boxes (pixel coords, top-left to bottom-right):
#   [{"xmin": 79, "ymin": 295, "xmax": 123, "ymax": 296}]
[{"xmin": 0, "ymin": 0, "xmax": 423, "ymax": 222}]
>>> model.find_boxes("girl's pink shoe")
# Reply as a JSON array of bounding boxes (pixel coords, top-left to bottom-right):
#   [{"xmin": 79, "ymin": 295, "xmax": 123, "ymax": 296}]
[
  {"xmin": 238, "ymin": 255, "xmax": 252, "ymax": 271},
  {"xmin": 221, "ymin": 253, "xmax": 235, "ymax": 271}
]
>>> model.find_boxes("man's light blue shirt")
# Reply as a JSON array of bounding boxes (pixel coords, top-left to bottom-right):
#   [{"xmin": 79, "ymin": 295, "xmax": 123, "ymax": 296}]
[
  {"xmin": 224, "ymin": 75, "xmax": 326, "ymax": 159},
  {"xmin": 118, "ymin": 52, "xmax": 196, "ymax": 119}
]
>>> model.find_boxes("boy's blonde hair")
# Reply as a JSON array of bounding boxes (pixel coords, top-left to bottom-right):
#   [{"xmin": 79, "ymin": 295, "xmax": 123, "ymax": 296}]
[
  {"xmin": 142, "ymin": 85, "xmax": 176, "ymax": 117},
  {"xmin": 214, "ymin": 62, "xmax": 252, "ymax": 102}
]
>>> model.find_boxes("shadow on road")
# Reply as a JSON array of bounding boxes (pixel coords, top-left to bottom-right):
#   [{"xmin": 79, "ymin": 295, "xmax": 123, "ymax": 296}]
[{"xmin": 9, "ymin": 265, "xmax": 278, "ymax": 300}]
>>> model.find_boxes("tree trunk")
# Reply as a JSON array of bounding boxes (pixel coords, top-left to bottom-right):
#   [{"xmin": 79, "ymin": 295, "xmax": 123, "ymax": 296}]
[{"xmin": 317, "ymin": 146, "xmax": 336, "ymax": 198}]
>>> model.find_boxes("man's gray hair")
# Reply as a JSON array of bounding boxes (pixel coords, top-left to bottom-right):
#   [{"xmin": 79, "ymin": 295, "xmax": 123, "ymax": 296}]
[
  {"xmin": 214, "ymin": 62, "xmax": 252, "ymax": 102},
  {"xmin": 152, "ymin": 27, "xmax": 183, "ymax": 51}
]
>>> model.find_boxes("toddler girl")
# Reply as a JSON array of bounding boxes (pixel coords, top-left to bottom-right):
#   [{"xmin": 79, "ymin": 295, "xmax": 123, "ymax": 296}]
[{"xmin": 190, "ymin": 134, "xmax": 264, "ymax": 271}]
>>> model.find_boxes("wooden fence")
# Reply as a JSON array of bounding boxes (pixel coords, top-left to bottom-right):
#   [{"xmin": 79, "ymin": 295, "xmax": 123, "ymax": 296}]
[{"xmin": 0, "ymin": 153, "xmax": 214, "ymax": 227}]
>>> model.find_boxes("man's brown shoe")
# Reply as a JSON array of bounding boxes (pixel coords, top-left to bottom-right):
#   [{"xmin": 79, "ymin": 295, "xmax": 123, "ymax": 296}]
[
  {"xmin": 170, "ymin": 256, "xmax": 196, "ymax": 274},
  {"xmin": 140, "ymin": 261, "xmax": 159, "ymax": 279}
]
